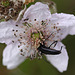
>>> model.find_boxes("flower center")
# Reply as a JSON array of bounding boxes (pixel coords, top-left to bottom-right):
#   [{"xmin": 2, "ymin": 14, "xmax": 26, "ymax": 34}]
[
  {"xmin": 25, "ymin": 25, "xmax": 45, "ymax": 49},
  {"xmin": 31, "ymin": 32, "xmax": 40, "ymax": 40},
  {"xmin": 12, "ymin": 19, "xmax": 61, "ymax": 59}
]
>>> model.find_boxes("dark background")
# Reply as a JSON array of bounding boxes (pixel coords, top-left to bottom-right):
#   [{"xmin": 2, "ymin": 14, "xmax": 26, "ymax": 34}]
[{"xmin": 0, "ymin": 0, "xmax": 75, "ymax": 75}]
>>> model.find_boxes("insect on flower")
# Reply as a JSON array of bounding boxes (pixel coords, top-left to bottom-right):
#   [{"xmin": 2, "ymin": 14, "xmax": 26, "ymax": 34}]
[
  {"xmin": 37, "ymin": 33, "xmax": 63, "ymax": 55},
  {"xmin": 0, "ymin": 2, "xmax": 75, "ymax": 72}
]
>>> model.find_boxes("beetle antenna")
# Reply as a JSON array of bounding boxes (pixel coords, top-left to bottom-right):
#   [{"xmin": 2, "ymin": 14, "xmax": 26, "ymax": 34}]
[
  {"xmin": 44, "ymin": 32, "xmax": 54, "ymax": 43},
  {"xmin": 43, "ymin": 30, "xmax": 61, "ymax": 44}
]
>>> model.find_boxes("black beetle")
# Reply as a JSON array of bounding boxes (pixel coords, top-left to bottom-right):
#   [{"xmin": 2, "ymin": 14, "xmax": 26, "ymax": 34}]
[
  {"xmin": 37, "ymin": 33, "xmax": 63, "ymax": 55},
  {"xmin": 37, "ymin": 42, "xmax": 62, "ymax": 55}
]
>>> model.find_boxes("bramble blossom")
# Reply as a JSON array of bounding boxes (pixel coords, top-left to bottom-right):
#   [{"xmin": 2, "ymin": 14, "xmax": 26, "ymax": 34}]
[{"xmin": 0, "ymin": 2, "xmax": 75, "ymax": 72}]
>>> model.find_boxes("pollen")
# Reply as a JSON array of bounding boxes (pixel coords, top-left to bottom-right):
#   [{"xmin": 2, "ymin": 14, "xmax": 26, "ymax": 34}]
[{"xmin": 11, "ymin": 19, "xmax": 61, "ymax": 59}]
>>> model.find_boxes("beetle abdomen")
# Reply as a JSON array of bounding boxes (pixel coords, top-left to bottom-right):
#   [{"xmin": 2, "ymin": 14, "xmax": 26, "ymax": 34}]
[{"xmin": 38, "ymin": 46, "xmax": 61, "ymax": 55}]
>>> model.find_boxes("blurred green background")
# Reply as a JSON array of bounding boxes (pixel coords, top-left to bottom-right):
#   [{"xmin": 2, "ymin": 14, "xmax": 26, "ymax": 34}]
[{"xmin": 0, "ymin": 0, "xmax": 75, "ymax": 75}]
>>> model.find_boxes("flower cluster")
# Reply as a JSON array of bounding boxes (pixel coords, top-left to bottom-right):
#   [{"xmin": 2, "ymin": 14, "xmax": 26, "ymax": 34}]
[
  {"xmin": 0, "ymin": 0, "xmax": 25, "ymax": 21},
  {"xmin": 0, "ymin": 0, "xmax": 34, "ymax": 21},
  {"xmin": 0, "ymin": 2, "xmax": 75, "ymax": 72}
]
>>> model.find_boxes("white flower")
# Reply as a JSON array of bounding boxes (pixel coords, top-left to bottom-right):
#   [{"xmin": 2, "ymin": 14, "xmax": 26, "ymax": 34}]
[{"xmin": 0, "ymin": 2, "xmax": 75, "ymax": 72}]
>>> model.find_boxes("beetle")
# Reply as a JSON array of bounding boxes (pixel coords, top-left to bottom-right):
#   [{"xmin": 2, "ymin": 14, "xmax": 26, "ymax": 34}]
[
  {"xmin": 37, "ymin": 41, "xmax": 63, "ymax": 55},
  {"xmin": 37, "ymin": 33, "xmax": 63, "ymax": 55}
]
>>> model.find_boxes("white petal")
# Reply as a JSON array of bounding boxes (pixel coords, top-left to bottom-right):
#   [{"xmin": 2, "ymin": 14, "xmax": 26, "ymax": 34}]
[
  {"xmin": 46, "ymin": 42, "xmax": 69, "ymax": 72},
  {"xmin": 69, "ymin": 26, "xmax": 75, "ymax": 35},
  {"xmin": 3, "ymin": 41, "xmax": 32, "ymax": 69},
  {"xmin": 22, "ymin": 2, "xmax": 51, "ymax": 22},
  {"xmin": 0, "ymin": 20, "xmax": 16, "ymax": 44},
  {"xmin": 50, "ymin": 13, "xmax": 75, "ymax": 39},
  {"xmin": 0, "ymin": 20, "xmax": 24, "ymax": 44}
]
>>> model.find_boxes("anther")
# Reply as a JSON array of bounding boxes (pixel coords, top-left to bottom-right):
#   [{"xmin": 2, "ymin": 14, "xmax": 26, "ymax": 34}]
[
  {"xmin": 20, "ymin": 37, "xmax": 22, "ymax": 39},
  {"xmin": 20, "ymin": 49, "xmax": 23, "ymax": 52},
  {"xmin": 14, "ymin": 33, "xmax": 17, "ymax": 37},
  {"xmin": 12, "ymin": 40, "xmax": 14, "ymax": 43},
  {"xmin": 16, "ymin": 30, "xmax": 18, "ymax": 32},
  {"xmin": 34, "ymin": 19, "xmax": 36, "ymax": 21},
  {"xmin": 57, "ymin": 23, "xmax": 59, "ymax": 25},
  {"xmin": 18, "ymin": 45, "xmax": 20, "ymax": 48},
  {"xmin": 16, "ymin": 25, "xmax": 18, "ymax": 26},
  {"xmin": 24, "ymin": 18, "xmax": 29, "ymax": 21},
  {"xmin": 24, "ymin": 31, "xmax": 25, "ymax": 33},
  {"xmin": 12, "ymin": 29, "xmax": 15, "ymax": 31},
  {"xmin": 20, "ymin": 53, "xmax": 24, "ymax": 56}
]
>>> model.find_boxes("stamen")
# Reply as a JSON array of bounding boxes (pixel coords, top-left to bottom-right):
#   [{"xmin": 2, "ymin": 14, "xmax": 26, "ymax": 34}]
[
  {"xmin": 18, "ymin": 45, "xmax": 20, "ymax": 48},
  {"xmin": 24, "ymin": 18, "xmax": 29, "ymax": 21},
  {"xmin": 20, "ymin": 49, "xmax": 23, "ymax": 52},
  {"xmin": 14, "ymin": 33, "xmax": 17, "ymax": 37},
  {"xmin": 20, "ymin": 53, "xmax": 24, "ymax": 56},
  {"xmin": 12, "ymin": 40, "xmax": 14, "ymax": 43},
  {"xmin": 16, "ymin": 25, "xmax": 18, "ymax": 27},
  {"xmin": 16, "ymin": 30, "xmax": 18, "ymax": 32},
  {"xmin": 12, "ymin": 29, "xmax": 15, "ymax": 31},
  {"xmin": 34, "ymin": 19, "xmax": 36, "ymax": 21},
  {"xmin": 24, "ymin": 31, "xmax": 25, "ymax": 33},
  {"xmin": 20, "ymin": 37, "xmax": 23, "ymax": 39}
]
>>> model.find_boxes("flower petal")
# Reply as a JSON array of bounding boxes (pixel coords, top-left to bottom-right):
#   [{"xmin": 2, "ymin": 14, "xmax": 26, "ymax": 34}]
[
  {"xmin": 3, "ymin": 41, "xmax": 32, "ymax": 69},
  {"xmin": 22, "ymin": 2, "xmax": 51, "ymax": 22},
  {"xmin": 50, "ymin": 13, "xmax": 75, "ymax": 40},
  {"xmin": 0, "ymin": 20, "xmax": 24, "ymax": 44},
  {"xmin": 46, "ymin": 42, "xmax": 69, "ymax": 72}
]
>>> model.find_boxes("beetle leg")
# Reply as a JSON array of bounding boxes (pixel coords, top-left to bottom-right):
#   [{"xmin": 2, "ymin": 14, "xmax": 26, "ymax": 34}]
[
  {"xmin": 60, "ymin": 46, "xmax": 63, "ymax": 51},
  {"xmin": 55, "ymin": 46, "xmax": 63, "ymax": 52},
  {"xmin": 49, "ymin": 41, "xmax": 58, "ymax": 48},
  {"xmin": 43, "ymin": 41, "xmax": 45, "ymax": 45},
  {"xmin": 42, "ymin": 55, "xmax": 50, "ymax": 64}
]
